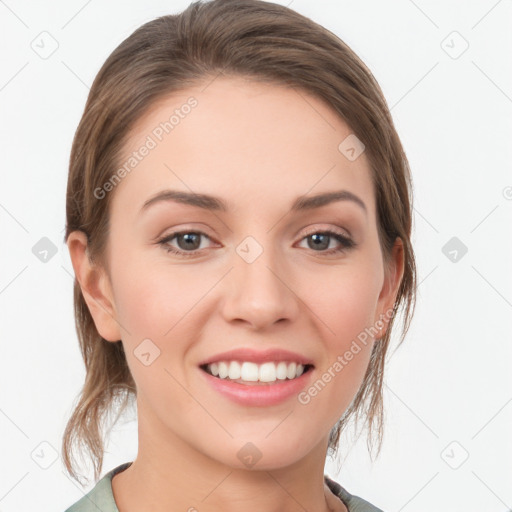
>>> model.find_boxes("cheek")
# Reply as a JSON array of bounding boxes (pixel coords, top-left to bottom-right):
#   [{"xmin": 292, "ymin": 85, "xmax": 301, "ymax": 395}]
[
  {"xmin": 112, "ymin": 255, "xmax": 202, "ymax": 337},
  {"xmin": 111, "ymin": 266, "xmax": 204, "ymax": 408},
  {"xmin": 309, "ymin": 264, "xmax": 381, "ymax": 344},
  {"xmin": 295, "ymin": 270, "xmax": 380, "ymax": 425},
  {"xmin": 110, "ymin": 259, "xmax": 215, "ymax": 383},
  {"xmin": 303, "ymin": 262, "xmax": 381, "ymax": 393}
]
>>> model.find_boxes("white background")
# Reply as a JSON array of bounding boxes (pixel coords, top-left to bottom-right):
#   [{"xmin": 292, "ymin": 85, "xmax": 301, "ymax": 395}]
[{"xmin": 0, "ymin": 1, "xmax": 511, "ymax": 511}]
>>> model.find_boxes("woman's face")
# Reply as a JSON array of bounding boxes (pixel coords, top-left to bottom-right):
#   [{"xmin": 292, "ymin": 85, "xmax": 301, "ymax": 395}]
[{"xmin": 79, "ymin": 76, "xmax": 402, "ymax": 470}]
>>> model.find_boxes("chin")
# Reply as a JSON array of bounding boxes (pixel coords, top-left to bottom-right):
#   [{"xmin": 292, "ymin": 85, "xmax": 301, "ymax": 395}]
[{"xmin": 207, "ymin": 436, "xmax": 313, "ymax": 472}]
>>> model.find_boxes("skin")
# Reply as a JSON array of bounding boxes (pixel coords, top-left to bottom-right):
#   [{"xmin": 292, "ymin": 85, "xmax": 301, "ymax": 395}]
[{"xmin": 67, "ymin": 75, "xmax": 404, "ymax": 512}]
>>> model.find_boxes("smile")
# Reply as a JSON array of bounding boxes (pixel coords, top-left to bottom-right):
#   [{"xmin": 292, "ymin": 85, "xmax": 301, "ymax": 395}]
[
  {"xmin": 201, "ymin": 361, "xmax": 313, "ymax": 384},
  {"xmin": 199, "ymin": 362, "xmax": 315, "ymax": 407}
]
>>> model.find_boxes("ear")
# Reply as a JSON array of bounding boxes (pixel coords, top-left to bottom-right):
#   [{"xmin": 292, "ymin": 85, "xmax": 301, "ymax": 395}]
[
  {"xmin": 66, "ymin": 230, "xmax": 122, "ymax": 342},
  {"xmin": 374, "ymin": 237, "xmax": 405, "ymax": 339}
]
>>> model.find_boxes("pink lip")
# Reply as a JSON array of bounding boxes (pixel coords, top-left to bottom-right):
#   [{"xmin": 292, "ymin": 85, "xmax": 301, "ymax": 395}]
[
  {"xmin": 197, "ymin": 348, "xmax": 314, "ymax": 367},
  {"xmin": 199, "ymin": 366, "xmax": 314, "ymax": 407}
]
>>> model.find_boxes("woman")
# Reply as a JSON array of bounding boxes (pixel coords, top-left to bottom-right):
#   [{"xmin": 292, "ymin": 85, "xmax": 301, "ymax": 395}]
[{"xmin": 62, "ymin": 1, "xmax": 417, "ymax": 511}]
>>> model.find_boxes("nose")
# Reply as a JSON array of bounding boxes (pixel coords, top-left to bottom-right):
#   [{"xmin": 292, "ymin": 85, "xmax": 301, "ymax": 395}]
[{"xmin": 220, "ymin": 242, "xmax": 300, "ymax": 331}]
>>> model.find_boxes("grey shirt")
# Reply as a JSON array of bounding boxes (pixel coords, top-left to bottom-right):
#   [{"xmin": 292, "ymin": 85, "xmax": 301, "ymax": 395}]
[{"xmin": 64, "ymin": 462, "xmax": 384, "ymax": 512}]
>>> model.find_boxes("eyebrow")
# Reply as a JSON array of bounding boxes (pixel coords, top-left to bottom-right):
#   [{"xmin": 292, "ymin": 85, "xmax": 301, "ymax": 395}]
[{"xmin": 140, "ymin": 189, "xmax": 367, "ymax": 215}]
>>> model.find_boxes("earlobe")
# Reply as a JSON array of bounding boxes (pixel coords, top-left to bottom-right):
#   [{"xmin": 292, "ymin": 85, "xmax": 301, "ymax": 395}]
[
  {"xmin": 375, "ymin": 237, "xmax": 405, "ymax": 339},
  {"xmin": 66, "ymin": 231, "xmax": 122, "ymax": 342}
]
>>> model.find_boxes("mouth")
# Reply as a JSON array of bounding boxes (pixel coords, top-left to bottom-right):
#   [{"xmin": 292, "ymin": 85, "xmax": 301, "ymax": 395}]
[
  {"xmin": 199, "ymin": 359, "xmax": 315, "ymax": 406},
  {"xmin": 199, "ymin": 361, "xmax": 315, "ymax": 386}
]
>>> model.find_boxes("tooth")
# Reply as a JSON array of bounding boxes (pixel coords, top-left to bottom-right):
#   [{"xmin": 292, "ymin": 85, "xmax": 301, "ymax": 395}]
[
  {"xmin": 210, "ymin": 362, "xmax": 219, "ymax": 376},
  {"xmin": 218, "ymin": 361, "xmax": 229, "ymax": 379},
  {"xmin": 286, "ymin": 362, "xmax": 297, "ymax": 380},
  {"xmin": 206, "ymin": 360, "xmax": 309, "ymax": 382},
  {"xmin": 259, "ymin": 362, "xmax": 277, "ymax": 382},
  {"xmin": 241, "ymin": 362, "xmax": 259, "ymax": 381},
  {"xmin": 276, "ymin": 362, "xmax": 288, "ymax": 380},
  {"xmin": 228, "ymin": 361, "xmax": 241, "ymax": 380}
]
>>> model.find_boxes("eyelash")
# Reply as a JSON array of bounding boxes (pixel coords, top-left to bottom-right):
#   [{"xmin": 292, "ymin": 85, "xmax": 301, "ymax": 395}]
[{"xmin": 156, "ymin": 228, "xmax": 356, "ymax": 258}]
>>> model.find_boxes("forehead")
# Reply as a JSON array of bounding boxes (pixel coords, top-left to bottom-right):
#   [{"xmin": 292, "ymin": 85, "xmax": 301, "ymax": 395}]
[{"xmin": 112, "ymin": 76, "xmax": 375, "ymax": 220}]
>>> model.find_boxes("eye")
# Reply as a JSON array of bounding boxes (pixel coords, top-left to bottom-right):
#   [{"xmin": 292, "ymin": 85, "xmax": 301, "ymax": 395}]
[
  {"xmin": 156, "ymin": 230, "xmax": 215, "ymax": 257},
  {"xmin": 297, "ymin": 229, "xmax": 355, "ymax": 255}
]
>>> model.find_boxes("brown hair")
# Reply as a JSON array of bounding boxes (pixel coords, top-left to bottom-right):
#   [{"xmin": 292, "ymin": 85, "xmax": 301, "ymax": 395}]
[{"xmin": 62, "ymin": 0, "xmax": 417, "ymax": 485}]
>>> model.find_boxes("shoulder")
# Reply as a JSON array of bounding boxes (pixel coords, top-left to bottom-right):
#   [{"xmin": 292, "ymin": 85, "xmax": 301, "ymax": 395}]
[
  {"xmin": 63, "ymin": 462, "xmax": 133, "ymax": 512},
  {"xmin": 324, "ymin": 474, "xmax": 386, "ymax": 512}
]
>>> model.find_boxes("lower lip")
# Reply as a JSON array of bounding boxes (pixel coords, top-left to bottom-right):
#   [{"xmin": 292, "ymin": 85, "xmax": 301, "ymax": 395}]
[{"xmin": 199, "ymin": 367, "xmax": 314, "ymax": 407}]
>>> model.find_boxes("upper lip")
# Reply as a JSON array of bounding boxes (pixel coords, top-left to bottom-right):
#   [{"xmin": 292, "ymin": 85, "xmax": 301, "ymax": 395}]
[{"xmin": 198, "ymin": 348, "xmax": 315, "ymax": 367}]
